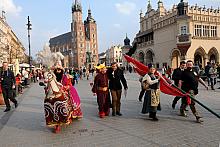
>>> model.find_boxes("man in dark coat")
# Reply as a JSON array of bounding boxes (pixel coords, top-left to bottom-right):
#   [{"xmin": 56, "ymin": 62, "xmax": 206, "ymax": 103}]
[
  {"xmin": 1, "ymin": 62, "xmax": 18, "ymax": 112},
  {"xmin": 179, "ymin": 60, "xmax": 208, "ymax": 123},
  {"xmin": 171, "ymin": 61, "xmax": 186, "ymax": 109},
  {"xmin": 107, "ymin": 62, "xmax": 128, "ymax": 116}
]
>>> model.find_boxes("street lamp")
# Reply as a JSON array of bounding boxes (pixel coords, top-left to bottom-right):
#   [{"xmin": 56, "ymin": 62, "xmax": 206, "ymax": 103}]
[{"xmin": 26, "ymin": 16, "xmax": 32, "ymax": 70}]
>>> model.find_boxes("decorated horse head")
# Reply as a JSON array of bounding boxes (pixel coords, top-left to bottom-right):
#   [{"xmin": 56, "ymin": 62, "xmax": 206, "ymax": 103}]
[{"xmin": 44, "ymin": 71, "xmax": 63, "ymax": 99}]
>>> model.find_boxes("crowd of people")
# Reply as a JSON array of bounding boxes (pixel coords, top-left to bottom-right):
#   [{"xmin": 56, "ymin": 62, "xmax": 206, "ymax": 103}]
[{"xmin": 1, "ymin": 59, "xmax": 219, "ymax": 133}]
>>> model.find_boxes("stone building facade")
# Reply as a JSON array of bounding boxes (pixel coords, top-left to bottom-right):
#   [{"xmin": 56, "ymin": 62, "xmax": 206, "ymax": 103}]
[
  {"xmin": 134, "ymin": 0, "xmax": 220, "ymax": 69},
  {"xmin": 0, "ymin": 11, "xmax": 26, "ymax": 64},
  {"xmin": 49, "ymin": 0, "xmax": 98, "ymax": 69},
  {"xmin": 106, "ymin": 45, "xmax": 123, "ymax": 66}
]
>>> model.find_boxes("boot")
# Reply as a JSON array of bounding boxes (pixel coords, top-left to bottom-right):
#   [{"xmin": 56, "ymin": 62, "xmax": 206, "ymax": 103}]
[
  {"xmin": 179, "ymin": 109, "xmax": 187, "ymax": 117},
  {"xmin": 195, "ymin": 115, "xmax": 203, "ymax": 123},
  {"xmin": 151, "ymin": 112, "xmax": 158, "ymax": 121},
  {"xmin": 116, "ymin": 111, "xmax": 122, "ymax": 116},
  {"xmin": 4, "ymin": 108, "xmax": 11, "ymax": 112},
  {"xmin": 149, "ymin": 112, "xmax": 153, "ymax": 118}
]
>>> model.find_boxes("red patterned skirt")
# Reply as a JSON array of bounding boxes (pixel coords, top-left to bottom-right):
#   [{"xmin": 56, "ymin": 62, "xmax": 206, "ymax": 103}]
[{"xmin": 44, "ymin": 92, "xmax": 82, "ymax": 127}]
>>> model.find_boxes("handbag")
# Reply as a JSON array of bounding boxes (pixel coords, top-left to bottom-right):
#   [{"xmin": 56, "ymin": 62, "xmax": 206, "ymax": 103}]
[{"xmin": 142, "ymin": 80, "xmax": 149, "ymax": 90}]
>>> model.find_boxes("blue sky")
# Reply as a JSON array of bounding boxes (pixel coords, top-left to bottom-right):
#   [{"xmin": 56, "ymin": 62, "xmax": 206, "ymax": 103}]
[{"xmin": 0, "ymin": 0, "xmax": 220, "ymax": 58}]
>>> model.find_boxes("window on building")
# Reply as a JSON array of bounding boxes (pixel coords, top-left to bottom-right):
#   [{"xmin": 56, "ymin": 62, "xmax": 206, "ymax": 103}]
[
  {"xmin": 80, "ymin": 44, "xmax": 83, "ymax": 48},
  {"xmin": 205, "ymin": 26, "xmax": 210, "ymax": 37},
  {"xmin": 211, "ymin": 26, "xmax": 217, "ymax": 37},
  {"xmin": 93, "ymin": 34, "xmax": 95, "ymax": 38},
  {"xmin": 195, "ymin": 25, "xmax": 202, "ymax": 37},
  {"xmin": 181, "ymin": 26, "xmax": 187, "ymax": 35}
]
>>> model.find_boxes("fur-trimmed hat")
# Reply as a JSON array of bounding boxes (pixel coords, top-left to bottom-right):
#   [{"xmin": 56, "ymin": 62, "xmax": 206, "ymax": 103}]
[{"xmin": 54, "ymin": 61, "xmax": 64, "ymax": 70}]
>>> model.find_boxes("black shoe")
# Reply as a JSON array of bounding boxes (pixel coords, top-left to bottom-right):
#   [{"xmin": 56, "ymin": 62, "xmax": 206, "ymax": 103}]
[
  {"xmin": 116, "ymin": 112, "xmax": 122, "ymax": 116},
  {"xmin": 112, "ymin": 112, "xmax": 116, "ymax": 116},
  {"xmin": 14, "ymin": 102, "xmax": 18, "ymax": 108},
  {"xmin": 196, "ymin": 116, "xmax": 203, "ymax": 123},
  {"xmin": 4, "ymin": 108, "xmax": 11, "ymax": 112},
  {"xmin": 218, "ymin": 87, "xmax": 220, "ymax": 89},
  {"xmin": 138, "ymin": 98, "xmax": 142, "ymax": 102},
  {"xmin": 151, "ymin": 117, "xmax": 159, "ymax": 121}
]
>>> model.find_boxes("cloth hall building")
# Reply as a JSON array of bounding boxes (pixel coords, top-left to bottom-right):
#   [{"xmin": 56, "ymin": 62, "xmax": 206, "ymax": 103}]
[{"xmin": 134, "ymin": 0, "xmax": 220, "ymax": 68}]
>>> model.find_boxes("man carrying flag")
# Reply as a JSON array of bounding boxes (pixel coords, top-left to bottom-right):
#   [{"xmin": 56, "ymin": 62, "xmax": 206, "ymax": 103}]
[
  {"xmin": 179, "ymin": 60, "xmax": 208, "ymax": 122},
  {"xmin": 123, "ymin": 54, "xmax": 219, "ymax": 120},
  {"xmin": 142, "ymin": 64, "xmax": 162, "ymax": 121}
]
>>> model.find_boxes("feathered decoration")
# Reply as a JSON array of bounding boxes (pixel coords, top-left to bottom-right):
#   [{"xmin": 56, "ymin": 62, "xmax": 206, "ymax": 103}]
[{"xmin": 36, "ymin": 43, "xmax": 64, "ymax": 68}]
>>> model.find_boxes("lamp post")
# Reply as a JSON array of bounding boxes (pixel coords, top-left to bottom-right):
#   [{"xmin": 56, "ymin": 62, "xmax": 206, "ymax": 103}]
[{"xmin": 27, "ymin": 16, "xmax": 32, "ymax": 70}]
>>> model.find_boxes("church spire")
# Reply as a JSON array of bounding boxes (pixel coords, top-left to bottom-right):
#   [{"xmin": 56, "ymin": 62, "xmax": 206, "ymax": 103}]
[
  {"xmin": 85, "ymin": 6, "xmax": 96, "ymax": 23},
  {"xmin": 88, "ymin": 6, "xmax": 92, "ymax": 18},
  {"xmin": 72, "ymin": 0, "xmax": 82, "ymax": 12},
  {"xmin": 147, "ymin": 0, "xmax": 152, "ymax": 12}
]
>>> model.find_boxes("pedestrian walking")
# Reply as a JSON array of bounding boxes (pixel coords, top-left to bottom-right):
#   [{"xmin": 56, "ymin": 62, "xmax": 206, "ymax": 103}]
[
  {"xmin": 138, "ymin": 75, "xmax": 145, "ymax": 102},
  {"xmin": 179, "ymin": 60, "xmax": 208, "ymax": 123},
  {"xmin": 205, "ymin": 62, "xmax": 211, "ymax": 86},
  {"xmin": 0, "ymin": 62, "xmax": 18, "ymax": 112},
  {"xmin": 162, "ymin": 66, "xmax": 167, "ymax": 76},
  {"xmin": 141, "ymin": 64, "xmax": 162, "ymax": 121},
  {"xmin": 86, "ymin": 70, "xmax": 90, "ymax": 80},
  {"xmin": 92, "ymin": 64, "xmax": 111, "ymax": 118},
  {"xmin": 171, "ymin": 61, "xmax": 186, "ymax": 109},
  {"xmin": 107, "ymin": 62, "xmax": 128, "ymax": 116},
  {"xmin": 217, "ymin": 63, "xmax": 220, "ymax": 89},
  {"xmin": 166, "ymin": 66, "xmax": 172, "ymax": 79},
  {"xmin": 209, "ymin": 63, "xmax": 217, "ymax": 90}
]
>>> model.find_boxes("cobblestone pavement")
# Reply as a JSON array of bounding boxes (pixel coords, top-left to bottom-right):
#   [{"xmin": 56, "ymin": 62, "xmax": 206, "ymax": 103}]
[{"xmin": 0, "ymin": 73, "xmax": 219, "ymax": 147}]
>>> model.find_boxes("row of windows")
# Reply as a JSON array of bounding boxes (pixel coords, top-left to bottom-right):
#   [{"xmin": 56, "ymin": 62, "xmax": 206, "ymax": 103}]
[
  {"xmin": 78, "ymin": 43, "xmax": 96, "ymax": 48},
  {"xmin": 154, "ymin": 17, "xmax": 175, "ymax": 30},
  {"xmin": 193, "ymin": 15, "xmax": 219, "ymax": 22},
  {"xmin": 194, "ymin": 25, "xmax": 217, "ymax": 37}
]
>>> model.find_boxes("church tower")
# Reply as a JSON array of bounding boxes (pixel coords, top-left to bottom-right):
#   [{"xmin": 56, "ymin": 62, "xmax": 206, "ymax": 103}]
[
  {"xmin": 72, "ymin": 0, "xmax": 86, "ymax": 68},
  {"xmin": 84, "ymin": 7, "xmax": 98, "ymax": 68}
]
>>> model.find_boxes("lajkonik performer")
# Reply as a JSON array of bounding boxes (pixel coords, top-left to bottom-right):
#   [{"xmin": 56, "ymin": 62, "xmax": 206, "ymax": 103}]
[
  {"xmin": 43, "ymin": 61, "xmax": 82, "ymax": 133},
  {"xmin": 92, "ymin": 64, "xmax": 111, "ymax": 118}
]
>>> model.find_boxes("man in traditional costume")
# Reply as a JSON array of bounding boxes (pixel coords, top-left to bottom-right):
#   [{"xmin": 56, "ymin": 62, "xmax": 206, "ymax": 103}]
[
  {"xmin": 43, "ymin": 61, "xmax": 82, "ymax": 133},
  {"xmin": 92, "ymin": 64, "xmax": 111, "ymax": 118},
  {"xmin": 142, "ymin": 64, "xmax": 161, "ymax": 121}
]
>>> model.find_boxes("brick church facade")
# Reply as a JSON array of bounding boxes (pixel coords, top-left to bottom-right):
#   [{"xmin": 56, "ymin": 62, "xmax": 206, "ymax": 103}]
[{"xmin": 49, "ymin": 0, "xmax": 98, "ymax": 69}]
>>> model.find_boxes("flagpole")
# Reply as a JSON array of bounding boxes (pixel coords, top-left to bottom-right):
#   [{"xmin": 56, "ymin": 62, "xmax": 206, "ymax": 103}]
[{"xmin": 161, "ymin": 75, "xmax": 220, "ymax": 119}]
